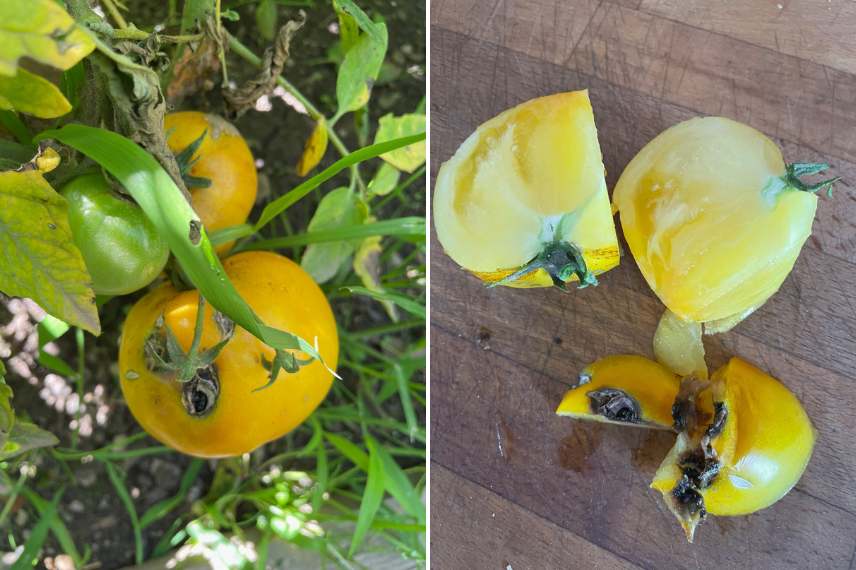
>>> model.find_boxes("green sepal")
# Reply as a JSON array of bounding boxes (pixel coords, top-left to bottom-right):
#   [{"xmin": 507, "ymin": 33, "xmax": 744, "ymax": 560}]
[
  {"xmin": 173, "ymin": 128, "xmax": 213, "ymax": 190},
  {"xmin": 487, "ymin": 241, "xmax": 597, "ymax": 290},
  {"xmin": 784, "ymin": 162, "xmax": 842, "ymax": 198}
]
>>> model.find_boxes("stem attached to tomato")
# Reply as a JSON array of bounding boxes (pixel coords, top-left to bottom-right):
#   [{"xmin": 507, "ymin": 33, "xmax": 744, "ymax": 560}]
[
  {"xmin": 783, "ymin": 162, "xmax": 842, "ymax": 198},
  {"xmin": 487, "ymin": 241, "xmax": 598, "ymax": 290}
]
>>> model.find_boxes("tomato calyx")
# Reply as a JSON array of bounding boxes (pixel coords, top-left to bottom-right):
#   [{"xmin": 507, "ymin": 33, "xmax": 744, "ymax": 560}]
[
  {"xmin": 487, "ymin": 241, "xmax": 597, "ymax": 290},
  {"xmin": 143, "ymin": 296, "xmax": 235, "ymax": 417},
  {"xmin": 173, "ymin": 128, "xmax": 213, "ymax": 190},
  {"xmin": 256, "ymin": 348, "xmax": 316, "ymax": 392},
  {"xmin": 764, "ymin": 162, "xmax": 841, "ymax": 201}
]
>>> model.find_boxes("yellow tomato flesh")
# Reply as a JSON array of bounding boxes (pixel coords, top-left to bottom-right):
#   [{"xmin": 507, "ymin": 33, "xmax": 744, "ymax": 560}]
[
  {"xmin": 119, "ymin": 252, "xmax": 338, "ymax": 458},
  {"xmin": 613, "ymin": 116, "xmax": 817, "ymax": 326},
  {"xmin": 433, "ymin": 90, "xmax": 619, "ymax": 288}
]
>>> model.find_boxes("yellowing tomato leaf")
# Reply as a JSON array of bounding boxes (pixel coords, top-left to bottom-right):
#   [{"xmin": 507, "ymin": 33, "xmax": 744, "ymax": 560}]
[
  {"xmin": 0, "ymin": 170, "xmax": 99, "ymax": 334},
  {"xmin": 334, "ymin": 2, "xmax": 360, "ymax": 53},
  {"xmin": 336, "ymin": 21, "xmax": 388, "ymax": 114},
  {"xmin": 0, "ymin": 420, "xmax": 59, "ymax": 461},
  {"xmin": 0, "ymin": 69, "xmax": 71, "ymax": 118},
  {"xmin": 301, "ymin": 187, "xmax": 363, "ymax": 283},
  {"xmin": 368, "ymin": 161, "xmax": 400, "ymax": 197},
  {"xmin": 353, "ymin": 233, "xmax": 397, "ymax": 321},
  {"xmin": 333, "ymin": 0, "xmax": 384, "ymax": 45},
  {"xmin": 296, "ymin": 119, "xmax": 329, "ymax": 177},
  {"xmin": 374, "ymin": 113, "xmax": 426, "ymax": 173},
  {"xmin": 0, "ymin": 0, "xmax": 95, "ymax": 76}
]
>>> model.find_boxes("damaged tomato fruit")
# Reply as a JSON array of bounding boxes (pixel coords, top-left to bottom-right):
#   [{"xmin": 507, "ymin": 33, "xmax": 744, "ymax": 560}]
[
  {"xmin": 165, "ymin": 111, "xmax": 258, "ymax": 253},
  {"xmin": 433, "ymin": 90, "xmax": 619, "ymax": 289},
  {"xmin": 557, "ymin": 355, "xmax": 814, "ymax": 542},
  {"xmin": 556, "ymin": 355, "xmax": 680, "ymax": 428},
  {"xmin": 118, "ymin": 251, "xmax": 338, "ymax": 458}
]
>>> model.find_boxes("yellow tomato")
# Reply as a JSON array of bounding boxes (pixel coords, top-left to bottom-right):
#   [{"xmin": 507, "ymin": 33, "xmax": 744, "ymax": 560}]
[
  {"xmin": 614, "ymin": 116, "xmax": 836, "ymax": 331},
  {"xmin": 556, "ymin": 355, "xmax": 680, "ymax": 428},
  {"xmin": 165, "ymin": 112, "xmax": 258, "ymax": 252},
  {"xmin": 118, "ymin": 251, "xmax": 338, "ymax": 458},
  {"xmin": 433, "ymin": 90, "xmax": 619, "ymax": 289},
  {"xmin": 651, "ymin": 357, "xmax": 815, "ymax": 542}
]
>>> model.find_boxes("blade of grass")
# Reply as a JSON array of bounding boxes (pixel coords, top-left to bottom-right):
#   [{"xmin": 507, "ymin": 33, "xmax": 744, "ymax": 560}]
[
  {"xmin": 393, "ymin": 363, "xmax": 419, "ymax": 445},
  {"xmin": 375, "ymin": 164, "xmax": 425, "ymax": 209},
  {"xmin": 348, "ymin": 435, "xmax": 385, "ymax": 557},
  {"xmin": 234, "ymin": 217, "xmax": 425, "ymax": 251},
  {"xmin": 373, "ymin": 442, "xmax": 424, "ymax": 523},
  {"xmin": 254, "ymin": 133, "xmax": 425, "ymax": 230},
  {"xmin": 311, "ymin": 418, "xmax": 328, "ymax": 512},
  {"xmin": 104, "ymin": 460, "xmax": 144, "ymax": 564},
  {"xmin": 19, "ymin": 488, "xmax": 83, "ymax": 566},
  {"xmin": 11, "ymin": 489, "xmax": 64, "ymax": 570},
  {"xmin": 139, "ymin": 459, "xmax": 204, "ymax": 528},
  {"xmin": 340, "ymin": 287, "xmax": 425, "ymax": 319},
  {"xmin": 325, "ymin": 432, "xmax": 369, "ymax": 471}
]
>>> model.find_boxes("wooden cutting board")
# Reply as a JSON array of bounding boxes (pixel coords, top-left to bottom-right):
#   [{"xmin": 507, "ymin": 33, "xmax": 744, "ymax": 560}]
[{"xmin": 429, "ymin": 1, "xmax": 856, "ymax": 568}]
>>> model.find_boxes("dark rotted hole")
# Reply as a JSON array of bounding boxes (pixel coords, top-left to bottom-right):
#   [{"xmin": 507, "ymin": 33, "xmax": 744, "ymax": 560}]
[
  {"xmin": 678, "ymin": 449, "xmax": 720, "ymax": 490},
  {"xmin": 182, "ymin": 365, "xmax": 219, "ymax": 417},
  {"xmin": 587, "ymin": 388, "xmax": 641, "ymax": 423},
  {"xmin": 705, "ymin": 402, "xmax": 728, "ymax": 439},
  {"xmin": 190, "ymin": 390, "xmax": 208, "ymax": 414},
  {"xmin": 673, "ymin": 475, "xmax": 707, "ymax": 518}
]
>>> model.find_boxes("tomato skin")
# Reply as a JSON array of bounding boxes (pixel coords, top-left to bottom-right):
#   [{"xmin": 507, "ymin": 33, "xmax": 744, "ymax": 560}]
[
  {"xmin": 61, "ymin": 173, "xmax": 169, "ymax": 296},
  {"xmin": 165, "ymin": 112, "xmax": 257, "ymax": 252},
  {"xmin": 613, "ymin": 116, "xmax": 816, "ymax": 327},
  {"xmin": 118, "ymin": 251, "xmax": 338, "ymax": 458}
]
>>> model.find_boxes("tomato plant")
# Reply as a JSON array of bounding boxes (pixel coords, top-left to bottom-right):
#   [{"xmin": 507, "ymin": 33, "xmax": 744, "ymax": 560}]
[{"xmin": 0, "ymin": 0, "xmax": 426, "ymax": 567}]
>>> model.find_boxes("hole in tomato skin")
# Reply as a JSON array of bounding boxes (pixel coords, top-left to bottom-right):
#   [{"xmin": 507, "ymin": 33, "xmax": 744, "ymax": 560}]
[
  {"xmin": 182, "ymin": 365, "xmax": 219, "ymax": 417},
  {"xmin": 672, "ymin": 475, "xmax": 707, "ymax": 519},
  {"xmin": 587, "ymin": 388, "xmax": 641, "ymax": 423}
]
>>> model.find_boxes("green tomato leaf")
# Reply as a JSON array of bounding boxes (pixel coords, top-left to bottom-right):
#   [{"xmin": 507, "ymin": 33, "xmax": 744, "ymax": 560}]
[
  {"xmin": 335, "ymin": 22, "xmax": 387, "ymax": 114},
  {"xmin": 0, "ymin": 68, "xmax": 72, "ymax": 118},
  {"xmin": 353, "ymin": 233, "xmax": 397, "ymax": 321},
  {"xmin": 0, "ymin": 170, "xmax": 100, "ymax": 334},
  {"xmin": 255, "ymin": 0, "xmax": 278, "ymax": 41},
  {"xmin": 374, "ymin": 113, "xmax": 426, "ymax": 173},
  {"xmin": 0, "ymin": 0, "xmax": 96, "ymax": 76},
  {"xmin": 39, "ymin": 124, "xmax": 330, "ymax": 376},
  {"xmin": 0, "ymin": 420, "xmax": 59, "ymax": 460},
  {"xmin": 301, "ymin": 187, "xmax": 363, "ymax": 283},
  {"xmin": 368, "ymin": 161, "xmax": 400, "ymax": 197}
]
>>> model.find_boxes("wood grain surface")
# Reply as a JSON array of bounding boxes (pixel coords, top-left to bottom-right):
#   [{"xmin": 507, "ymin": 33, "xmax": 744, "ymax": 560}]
[{"xmin": 429, "ymin": 1, "xmax": 856, "ymax": 568}]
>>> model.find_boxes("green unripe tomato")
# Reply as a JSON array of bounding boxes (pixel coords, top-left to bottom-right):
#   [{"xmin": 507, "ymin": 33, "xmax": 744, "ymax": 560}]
[{"xmin": 61, "ymin": 173, "xmax": 170, "ymax": 296}]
